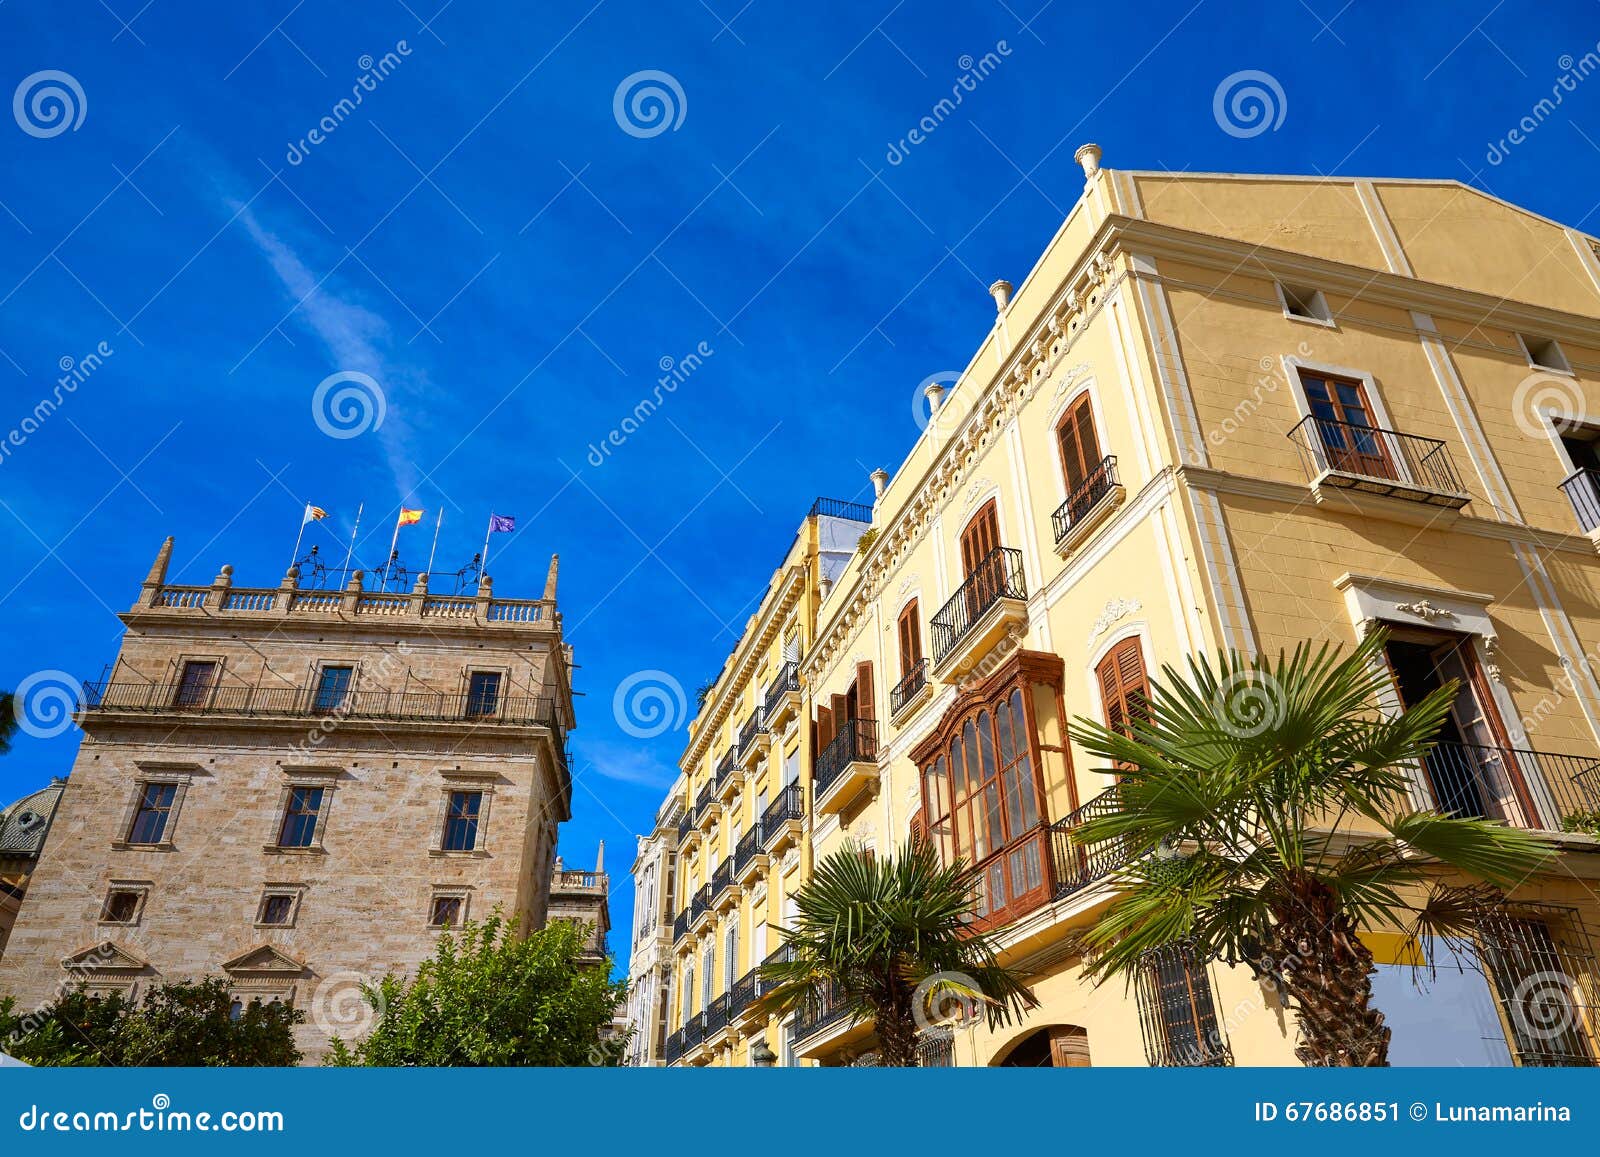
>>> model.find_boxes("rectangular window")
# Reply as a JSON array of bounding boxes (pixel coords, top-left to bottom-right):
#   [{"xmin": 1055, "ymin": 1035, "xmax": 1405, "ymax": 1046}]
[
  {"xmin": 276, "ymin": 787, "xmax": 325, "ymax": 848},
  {"xmin": 1056, "ymin": 394, "xmax": 1103, "ymax": 496},
  {"xmin": 258, "ymin": 894, "xmax": 295, "ymax": 926},
  {"xmin": 1277, "ymin": 282, "xmax": 1332, "ymax": 324},
  {"xmin": 312, "ymin": 666, "xmax": 353, "ymax": 714},
  {"xmin": 897, "ymin": 600, "xmax": 922, "ymax": 674},
  {"xmin": 1097, "ymin": 637, "xmax": 1150, "ymax": 746},
  {"xmin": 1477, "ymin": 912, "xmax": 1595, "ymax": 1066},
  {"xmin": 127, "ymin": 783, "xmax": 177, "ymax": 845},
  {"xmin": 1136, "ymin": 942, "xmax": 1231, "ymax": 1066},
  {"xmin": 173, "ymin": 661, "xmax": 216, "ymax": 709},
  {"xmin": 960, "ymin": 500, "xmax": 1002, "ymax": 577},
  {"xmin": 430, "ymin": 895, "xmax": 463, "ymax": 928},
  {"xmin": 442, "ymin": 791, "xmax": 483, "ymax": 851},
  {"xmin": 100, "ymin": 890, "xmax": 141, "ymax": 924},
  {"xmin": 1519, "ymin": 334, "xmax": 1570, "ymax": 374},
  {"xmin": 1298, "ymin": 371, "xmax": 1393, "ymax": 480},
  {"xmin": 465, "ymin": 671, "xmax": 501, "ymax": 717}
]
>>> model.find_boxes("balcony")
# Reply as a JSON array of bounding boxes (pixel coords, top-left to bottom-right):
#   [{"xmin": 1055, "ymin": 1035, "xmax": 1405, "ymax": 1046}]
[
  {"xmin": 792, "ymin": 980, "xmax": 872, "ymax": 1059},
  {"xmin": 672, "ymin": 909, "xmax": 690, "ymax": 944},
  {"xmin": 739, "ymin": 711, "xmax": 770, "ymax": 766},
  {"xmin": 1413, "ymin": 741, "xmax": 1600, "ymax": 833},
  {"xmin": 1288, "ymin": 416, "xmax": 1471, "ymax": 511},
  {"xmin": 1048, "ymin": 787, "xmax": 1136, "ymax": 899},
  {"xmin": 705, "ymin": 992, "xmax": 733, "ymax": 1045},
  {"xmin": 734, "ymin": 825, "xmax": 768, "ymax": 885},
  {"xmin": 683, "ymin": 1011, "xmax": 707, "ymax": 1051},
  {"xmin": 82, "ymin": 680, "xmax": 562, "ymax": 728},
  {"xmin": 664, "ymin": 1028, "xmax": 685, "ymax": 1065},
  {"xmin": 1052, "ymin": 454, "xmax": 1124, "ymax": 554},
  {"xmin": 929, "ymin": 547, "xmax": 1028, "ymax": 681},
  {"xmin": 761, "ymin": 783, "xmax": 804, "ymax": 854},
  {"xmin": 695, "ymin": 781, "xmax": 720, "ymax": 830},
  {"xmin": 676, "ymin": 811, "xmax": 696, "ymax": 849},
  {"xmin": 737, "ymin": 944, "xmax": 792, "ymax": 1024},
  {"xmin": 689, "ymin": 883, "xmax": 714, "ymax": 933},
  {"xmin": 889, "ymin": 658, "xmax": 931, "ymax": 721},
  {"xmin": 715, "ymin": 749, "xmax": 740, "ymax": 805},
  {"xmin": 765, "ymin": 662, "xmax": 801, "ymax": 730},
  {"xmin": 1561, "ymin": 469, "xmax": 1600, "ymax": 539},
  {"xmin": 814, "ymin": 718, "xmax": 879, "ymax": 816},
  {"xmin": 710, "ymin": 858, "xmax": 737, "ymax": 912}
]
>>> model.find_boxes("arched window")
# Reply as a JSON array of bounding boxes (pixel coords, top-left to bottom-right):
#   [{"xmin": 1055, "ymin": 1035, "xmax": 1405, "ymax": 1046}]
[
  {"xmin": 1096, "ymin": 636, "xmax": 1150, "ymax": 741},
  {"xmin": 1056, "ymin": 394, "xmax": 1103, "ymax": 495}
]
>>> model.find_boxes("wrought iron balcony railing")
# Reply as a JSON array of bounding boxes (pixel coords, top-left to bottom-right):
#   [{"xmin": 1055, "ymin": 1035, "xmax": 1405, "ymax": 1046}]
[
  {"xmin": 683, "ymin": 1011, "xmax": 707, "ymax": 1048},
  {"xmin": 730, "ymin": 968, "xmax": 760, "ymax": 1017},
  {"xmin": 715, "ymin": 750, "xmax": 736, "ymax": 787},
  {"xmin": 739, "ymin": 711, "xmax": 767, "ymax": 754},
  {"xmin": 1561, "ymin": 468, "xmax": 1600, "ymax": 533},
  {"xmin": 664, "ymin": 1029, "xmax": 685, "ymax": 1064},
  {"xmin": 1051, "ymin": 455, "xmax": 1120, "ymax": 544},
  {"xmin": 793, "ymin": 980, "xmax": 853, "ymax": 1041},
  {"xmin": 929, "ymin": 547, "xmax": 1026, "ymax": 664},
  {"xmin": 809, "ymin": 497, "xmax": 873, "ymax": 522},
  {"xmin": 1288, "ymin": 415, "xmax": 1468, "ymax": 503},
  {"xmin": 710, "ymin": 858, "xmax": 734, "ymax": 898},
  {"xmin": 705, "ymin": 992, "xmax": 732, "ymax": 1036},
  {"xmin": 1413, "ymin": 741, "xmax": 1600, "ymax": 832},
  {"xmin": 695, "ymin": 781, "xmax": 717, "ymax": 820},
  {"xmin": 677, "ymin": 811, "xmax": 694, "ymax": 846},
  {"xmin": 734, "ymin": 826, "xmax": 766, "ymax": 874},
  {"xmin": 82, "ymin": 680, "xmax": 561, "ymax": 727},
  {"xmin": 760, "ymin": 783, "xmax": 804, "ymax": 841},
  {"xmin": 765, "ymin": 661, "xmax": 800, "ymax": 719},
  {"xmin": 690, "ymin": 884, "xmax": 711, "ymax": 925},
  {"xmin": 1048, "ymin": 787, "xmax": 1135, "ymax": 898},
  {"xmin": 889, "ymin": 658, "xmax": 928, "ymax": 715},
  {"xmin": 814, "ymin": 717, "xmax": 878, "ymax": 797},
  {"xmin": 672, "ymin": 909, "xmax": 689, "ymax": 943}
]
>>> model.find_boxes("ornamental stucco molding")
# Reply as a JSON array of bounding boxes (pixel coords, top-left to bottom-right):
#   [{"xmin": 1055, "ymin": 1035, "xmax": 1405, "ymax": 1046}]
[
  {"xmin": 1087, "ymin": 597, "xmax": 1142, "ymax": 646},
  {"xmin": 805, "ymin": 251, "xmax": 1129, "ymax": 681}
]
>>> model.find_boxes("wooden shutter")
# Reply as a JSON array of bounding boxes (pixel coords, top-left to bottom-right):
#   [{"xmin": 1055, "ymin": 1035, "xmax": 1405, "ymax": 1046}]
[
  {"xmin": 816, "ymin": 704, "xmax": 834, "ymax": 751},
  {"xmin": 1056, "ymin": 396, "xmax": 1102, "ymax": 494},
  {"xmin": 855, "ymin": 662, "xmax": 875, "ymax": 721},
  {"xmin": 1097, "ymin": 637, "xmax": 1149, "ymax": 740},
  {"xmin": 908, "ymin": 807, "xmax": 927, "ymax": 847},
  {"xmin": 1048, "ymin": 1026, "xmax": 1092, "ymax": 1067},
  {"xmin": 897, "ymin": 600, "xmax": 922, "ymax": 671},
  {"xmin": 960, "ymin": 500, "xmax": 1001, "ymax": 576}
]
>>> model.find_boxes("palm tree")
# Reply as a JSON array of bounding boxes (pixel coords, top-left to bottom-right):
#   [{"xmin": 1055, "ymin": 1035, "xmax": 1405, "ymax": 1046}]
[
  {"xmin": 1067, "ymin": 630, "xmax": 1555, "ymax": 1067},
  {"xmin": 0, "ymin": 691, "xmax": 15, "ymax": 755},
  {"xmin": 752, "ymin": 842, "xmax": 1036, "ymax": 1066}
]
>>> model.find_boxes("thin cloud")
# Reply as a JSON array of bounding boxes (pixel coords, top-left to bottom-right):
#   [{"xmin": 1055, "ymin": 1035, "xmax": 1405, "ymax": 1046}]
[{"xmin": 579, "ymin": 740, "xmax": 678, "ymax": 788}]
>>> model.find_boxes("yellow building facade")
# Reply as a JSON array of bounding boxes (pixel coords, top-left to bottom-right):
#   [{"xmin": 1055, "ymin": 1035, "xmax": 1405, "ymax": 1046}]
[{"xmin": 646, "ymin": 145, "xmax": 1600, "ymax": 1067}]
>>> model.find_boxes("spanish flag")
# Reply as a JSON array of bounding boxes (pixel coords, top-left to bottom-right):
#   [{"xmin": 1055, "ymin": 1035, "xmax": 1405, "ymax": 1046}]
[{"xmin": 398, "ymin": 507, "xmax": 424, "ymax": 527}]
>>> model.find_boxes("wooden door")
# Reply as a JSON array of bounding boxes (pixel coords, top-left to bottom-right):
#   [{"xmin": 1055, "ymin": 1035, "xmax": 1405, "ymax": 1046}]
[{"xmin": 1302, "ymin": 373, "xmax": 1392, "ymax": 479}]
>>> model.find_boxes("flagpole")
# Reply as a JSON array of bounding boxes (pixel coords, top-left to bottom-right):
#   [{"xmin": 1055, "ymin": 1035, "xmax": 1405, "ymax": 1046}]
[
  {"xmin": 426, "ymin": 509, "xmax": 444, "ymax": 575},
  {"xmin": 481, "ymin": 515, "xmax": 493, "ymax": 576},
  {"xmin": 287, "ymin": 507, "xmax": 308, "ymax": 572},
  {"xmin": 341, "ymin": 502, "xmax": 364, "ymax": 579}
]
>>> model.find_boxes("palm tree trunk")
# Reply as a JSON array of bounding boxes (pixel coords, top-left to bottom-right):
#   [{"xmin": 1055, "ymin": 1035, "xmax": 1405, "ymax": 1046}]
[
  {"xmin": 874, "ymin": 1005, "xmax": 920, "ymax": 1067},
  {"xmin": 1267, "ymin": 873, "xmax": 1391, "ymax": 1067}
]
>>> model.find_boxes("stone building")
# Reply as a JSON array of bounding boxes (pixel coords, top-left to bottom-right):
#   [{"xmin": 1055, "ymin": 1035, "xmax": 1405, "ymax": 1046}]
[
  {"xmin": 0, "ymin": 779, "xmax": 66, "ymax": 960},
  {"xmin": 546, "ymin": 844, "xmax": 611, "ymax": 963},
  {"xmin": 0, "ymin": 538, "xmax": 575, "ymax": 1061}
]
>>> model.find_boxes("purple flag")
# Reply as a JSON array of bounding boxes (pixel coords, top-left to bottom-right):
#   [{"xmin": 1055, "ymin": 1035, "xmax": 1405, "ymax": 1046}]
[{"xmin": 488, "ymin": 514, "xmax": 515, "ymax": 533}]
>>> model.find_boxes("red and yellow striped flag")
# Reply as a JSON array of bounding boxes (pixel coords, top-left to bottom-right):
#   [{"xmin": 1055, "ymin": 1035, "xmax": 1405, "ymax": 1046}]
[{"xmin": 397, "ymin": 507, "xmax": 424, "ymax": 527}]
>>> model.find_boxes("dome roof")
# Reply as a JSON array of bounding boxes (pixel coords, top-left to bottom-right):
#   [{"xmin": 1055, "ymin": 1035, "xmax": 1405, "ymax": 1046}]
[{"xmin": 0, "ymin": 779, "xmax": 65, "ymax": 857}]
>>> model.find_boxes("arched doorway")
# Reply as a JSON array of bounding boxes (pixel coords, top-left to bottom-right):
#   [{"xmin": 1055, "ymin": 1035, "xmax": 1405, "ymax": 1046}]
[{"xmin": 992, "ymin": 1024, "xmax": 1091, "ymax": 1067}]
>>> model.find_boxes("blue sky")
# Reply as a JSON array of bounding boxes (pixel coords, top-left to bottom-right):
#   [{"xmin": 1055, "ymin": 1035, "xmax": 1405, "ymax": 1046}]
[{"xmin": 2, "ymin": 2, "xmax": 1599, "ymax": 972}]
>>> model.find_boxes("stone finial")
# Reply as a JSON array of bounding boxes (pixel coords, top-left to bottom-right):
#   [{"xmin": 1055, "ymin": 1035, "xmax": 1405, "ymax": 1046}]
[
  {"xmin": 924, "ymin": 380, "xmax": 946, "ymax": 413},
  {"xmin": 345, "ymin": 569, "xmax": 363, "ymax": 591},
  {"xmin": 988, "ymin": 279, "xmax": 1013, "ymax": 313},
  {"xmin": 412, "ymin": 571, "xmax": 429, "ymax": 594},
  {"xmin": 1074, "ymin": 142, "xmax": 1102, "ymax": 179},
  {"xmin": 143, "ymin": 536, "xmax": 174, "ymax": 587},
  {"xmin": 595, "ymin": 839, "xmax": 605, "ymax": 874},
  {"xmin": 870, "ymin": 468, "xmax": 889, "ymax": 499},
  {"xmin": 543, "ymin": 553, "xmax": 560, "ymax": 601}
]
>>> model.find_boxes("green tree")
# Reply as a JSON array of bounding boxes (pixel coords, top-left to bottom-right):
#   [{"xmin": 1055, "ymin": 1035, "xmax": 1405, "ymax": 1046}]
[
  {"xmin": 327, "ymin": 912, "xmax": 626, "ymax": 1066},
  {"xmin": 0, "ymin": 690, "xmax": 17, "ymax": 755},
  {"xmin": 1, "ymin": 979, "xmax": 302, "ymax": 1066},
  {"xmin": 752, "ymin": 842, "xmax": 1036, "ymax": 1067},
  {"xmin": 1067, "ymin": 630, "xmax": 1555, "ymax": 1067}
]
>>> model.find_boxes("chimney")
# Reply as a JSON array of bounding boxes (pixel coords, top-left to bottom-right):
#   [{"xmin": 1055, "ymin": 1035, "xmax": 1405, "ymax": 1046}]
[
  {"xmin": 870, "ymin": 468, "xmax": 889, "ymax": 500},
  {"xmin": 988, "ymin": 279, "xmax": 1013, "ymax": 313},
  {"xmin": 1074, "ymin": 142, "xmax": 1102, "ymax": 180},
  {"xmin": 819, "ymin": 573, "xmax": 834, "ymax": 601}
]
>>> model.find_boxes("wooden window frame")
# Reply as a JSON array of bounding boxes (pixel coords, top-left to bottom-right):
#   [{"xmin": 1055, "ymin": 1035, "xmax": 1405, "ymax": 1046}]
[
  {"xmin": 1055, "ymin": 393, "xmax": 1103, "ymax": 497},
  {"xmin": 898, "ymin": 599, "xmax": 923, "ymax": 677}
]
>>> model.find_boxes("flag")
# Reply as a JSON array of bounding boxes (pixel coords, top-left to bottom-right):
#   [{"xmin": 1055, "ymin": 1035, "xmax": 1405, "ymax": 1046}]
[
  {"xmin": 488, "ymin": 514, "xmax": 515, "ymax": 533},
  {"xmin": 398, "ymin": 508, "xmax": 424, "ymax": 527},
  {"xmin": 303, "ymin": 504, "xmax": 328, "ymax": 524}
]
